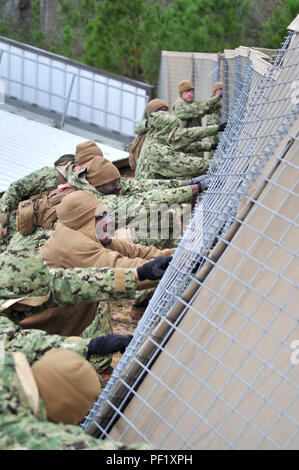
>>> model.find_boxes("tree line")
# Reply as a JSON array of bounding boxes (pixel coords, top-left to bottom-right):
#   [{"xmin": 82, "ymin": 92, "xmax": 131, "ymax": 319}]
[{"xmin": 0, "ymin": 0, "xmax": 298, "ymax": 88}]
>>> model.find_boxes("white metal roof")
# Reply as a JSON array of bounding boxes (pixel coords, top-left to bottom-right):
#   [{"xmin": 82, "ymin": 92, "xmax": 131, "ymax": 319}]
[{"xmin": 0, "ymin": 108, "xmax": 128, "ymax": 192}]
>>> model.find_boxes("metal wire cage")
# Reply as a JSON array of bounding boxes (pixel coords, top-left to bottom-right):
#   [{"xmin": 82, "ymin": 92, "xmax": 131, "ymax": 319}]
[{"xmin": 82, "ymin": 17, "xmax": 299, "ymax": 450}]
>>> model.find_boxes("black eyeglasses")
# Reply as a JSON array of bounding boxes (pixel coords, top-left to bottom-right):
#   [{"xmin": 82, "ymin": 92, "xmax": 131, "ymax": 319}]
[{"xmin": 95, "ymin": 211, "xmax": 107, "ymax": 221}]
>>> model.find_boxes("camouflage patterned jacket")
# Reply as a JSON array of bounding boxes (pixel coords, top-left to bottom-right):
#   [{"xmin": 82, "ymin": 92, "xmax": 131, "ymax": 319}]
[
  {"xmin": 0, "ymin": 163, "xmax": 193, "ymax": 251},
  {"xmin": 134, "ymin": 118, "xmax": 148, "ymax": 136},
  {"xmin": 0, "ymin": 323, "xmax": 150, "ymax": 450},
  {"xmin": 0, "ymin": 247, "xmax": 136, "ymax": 325},
  {"xmin": 173, "ymin": 94, "xmax": 222, "ymax": 128},
  {"xmin": 135, "ymin": 111, "xmax": 218, "ymax": 180},
  {"xmin": 66, "ymin": 166, "xmax": 193, "ymax": 229}
]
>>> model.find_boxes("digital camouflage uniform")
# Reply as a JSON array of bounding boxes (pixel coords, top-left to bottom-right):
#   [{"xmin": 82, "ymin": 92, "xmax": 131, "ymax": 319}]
[
  {"xmin": 173, "ymin": 94, "xmax": 222, "ymax": 158},
  {"xmin": 0, "ymin": 162, "xmax": 193, "ymax": 252},
  {"xmin": 0, "ymin": 247, "xmax": 136, "ymax": 374},
  {"xmin": 135, "ymin": 118, "xmax": 148, "ymax": 136},
  {"xmin": 135, "ymin": 111, "xmax": 218, "ymax": 180},
  {"xmin": 173, "ymin": 93, "xmax": 221, "ymax": 128},
  {"xmin": 0, "ymin": 317, "xmax": 151, "ymax": 450}
]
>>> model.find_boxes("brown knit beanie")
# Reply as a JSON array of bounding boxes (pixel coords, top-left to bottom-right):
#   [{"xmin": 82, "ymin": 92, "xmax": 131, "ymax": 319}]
[
  {"xmin": 213, "ymin": 81, "xmax": 223, "ymax": 93},
  {"xmin": 56, "ymin": 190, "xmax": 106, "ymax": 229},
  {"xmin": 32, "ymin": 349, "xmax": 101, "ymax": 425},
  {"xmin": 75, "ymin": 141, "xmax": 103, "ymax": 165},
  {"xmin": 86, "ymin": 157, "xmax": 121, "ymax": 188},
  {"xmin": 178, "ymin": 80, "xmax": 194, "ymax": 96},
  {"xmin": 146, "ymin": 99, "xmax": 169, "ymax": 117}
]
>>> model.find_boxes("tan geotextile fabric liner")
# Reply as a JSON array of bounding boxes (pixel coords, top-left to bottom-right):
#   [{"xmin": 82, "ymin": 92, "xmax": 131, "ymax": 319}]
[
  {"xmin": 193, "ymin": 53, "xmax": 218, "ymax": 100},
  {"xmin": 160, "ymin": 51, "xmax": 193, "ymax": 110},
  {"xmin": 109, "ymin": 122, "xmax": 299, "ymax": 449}
]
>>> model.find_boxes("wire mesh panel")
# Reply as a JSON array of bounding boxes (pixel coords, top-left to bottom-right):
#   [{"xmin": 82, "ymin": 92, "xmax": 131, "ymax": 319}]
[{"xmin": 83, "ymin": 17, "xmax": 299, "ymax": 450}]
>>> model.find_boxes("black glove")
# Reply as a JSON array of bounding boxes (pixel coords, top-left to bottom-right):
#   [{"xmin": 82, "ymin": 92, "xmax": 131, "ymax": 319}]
[
  {"xmin": 197, "ymin": 175, "xmax": 211, "ymax": 192},
  {"xmin": 210, "ymin": 143, "xmax": 218, "ymax": 151},
  {"xmin": 137, "ymin": 256, "xmax": 172, "ymax": 281},
  {"xmin": 218, "ymin": 122, "xmax": 227, "ymax": 132},
  {"xmin": 190, "ymin": 175, "xmax": 210, "ymax": 192},
  {"xmin": 87, "ymin": 334, "xmax": 133, "ymax": 358}
]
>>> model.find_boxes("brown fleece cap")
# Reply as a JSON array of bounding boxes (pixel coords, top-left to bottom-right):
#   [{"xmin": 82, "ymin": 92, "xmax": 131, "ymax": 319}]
[
  {"xmin": 86, "ymin": 157, "xmax": 121, "ymax": 188},
  {"xmin": 178, "ymin": 80, "xmax": 194, "ymax": 96},
  {"xmin": 56, "ymin": 190, "xmax": 107, "ymax": 229},
  {"xmin": 32, "ymin": 349, "xmax": 101, "ymax": 425},
  {"xmin": 146, "ymin": 99, "xmax": 169, "ymax": 117},
  {"xmin": 213, "ymin": 81, "xmax": 223, "ymax": 93},
  {"xmin": 75, "ymin": 141, "xmax": 103, "ymax": 165}
]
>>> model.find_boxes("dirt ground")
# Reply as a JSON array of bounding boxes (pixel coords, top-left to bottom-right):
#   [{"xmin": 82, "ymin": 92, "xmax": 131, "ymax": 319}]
[{"xmin": 109, "ymin": 298, "xmax": 143, "ymax": 368}]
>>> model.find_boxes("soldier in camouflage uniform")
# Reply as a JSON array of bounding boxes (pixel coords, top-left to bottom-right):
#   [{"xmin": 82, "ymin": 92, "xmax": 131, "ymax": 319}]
[
  {"xmin": 0, "ymin": 141, "xmax": 201, "ymax": 252},
  {"xmin": 173, "ymin": 79, "xmax": 222, "ymax": 129},
  {"xmin": 0, "ymin": 246, "xmax": 167, "ymax": 374},
  {"xmin": 173, "ymin": 79, "xmax": 223, "ymax": 159},
  {"xmin": 0, "ymin": 319, "xmax": 151, "ymax": 450},
  {"xmin": 135, "ymin": 110, "xmax": 225, "ymax": 180}
]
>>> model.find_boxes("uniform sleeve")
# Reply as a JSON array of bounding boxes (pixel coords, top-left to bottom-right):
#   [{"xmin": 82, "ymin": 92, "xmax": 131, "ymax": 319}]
[
  {"xmin": 181, "ymin": 140, "xmax": 214, "ymax": 153},
  {"xmin": 134, "ymin": 119, "xmax": 148, "ymax": 135},
  {"xmin": 151, "ymin": 147, "xmax": 211, "ymax": 179},
  {"xmin": 174, "ymin": 94, "xmax": 221, "ymax": 121},
  {"xmin": 110, "ymin": 239, "xmax": 173, "ymax": 261},
  {"xmin": 103, "ymin": 185, "xmax": 193, "ymax": 229},
  {"xmin": 121, "ymin": 185, "xmax": 193, "ymax": 218},
  {"xmin": 0, "ymin": 315, "xmax": 90, "ymax": 364},
  {"xmin": 120, "ymin": 178, "xmax": 182, "ymax": 195},
  {"xmin": 170, "ymin": 124, "xmax": 219, "ymax": 150},
  {"xmin": 48, "ymin": 266, "xmax": 136, "ymax": 305},
  {"xmin": 0, "ymin": 167, "xmax": 58, "ymax": 227}
]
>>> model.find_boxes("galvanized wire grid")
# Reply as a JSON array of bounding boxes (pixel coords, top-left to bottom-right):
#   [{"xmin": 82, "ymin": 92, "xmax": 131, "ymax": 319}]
[{"xmin": 83, "ymin": 26, "xmax": 299, "ymax": 449}]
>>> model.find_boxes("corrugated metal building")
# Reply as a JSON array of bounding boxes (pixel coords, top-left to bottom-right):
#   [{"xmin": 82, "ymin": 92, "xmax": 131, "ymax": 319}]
[{"xmin": 0, "ymin": 107, "xmax": 128, "ymax": 193}]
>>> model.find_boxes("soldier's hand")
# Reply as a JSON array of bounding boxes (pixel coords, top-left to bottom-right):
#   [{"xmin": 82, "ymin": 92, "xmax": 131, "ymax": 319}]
[
  {"xmin": 189, "ymin": 175, "xmax": 211, "ymax": 192},
  {"xmin": 210, "ymin": 143, "xmax": 218, "ymax": 151},
  {"xmin": 87, "ymin": 334, "xmax": 133, "ymax": 357},
  {"xmin": 197, "ymin": 175, "xmax": 211, "ymax": 192},
  {"xmin": 218, "ymin": 122, "xmax": 227, "ymax": 132},
  {"xmin": 137, "ymin": 256, "xmax": 172, "ymax": 281}
]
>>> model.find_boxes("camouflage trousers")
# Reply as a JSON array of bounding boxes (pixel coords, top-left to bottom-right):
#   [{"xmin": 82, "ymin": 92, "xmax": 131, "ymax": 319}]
[
  {"xmin": 82, "ymin": 300, "xmax": 113, "ymax": 375},
  {"xmin": 7, "ymin": 230, "xmax": 115, "ymax": 375},
  {"xmin": 133, "ymin": 288, "xmax": 156, "ymax": 308}
]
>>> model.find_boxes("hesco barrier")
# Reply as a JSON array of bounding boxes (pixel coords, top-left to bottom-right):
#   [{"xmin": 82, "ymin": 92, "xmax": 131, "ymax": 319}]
[{"xmin": 82, "ymin": 16, "xmax": 299, "ymax": 450}]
